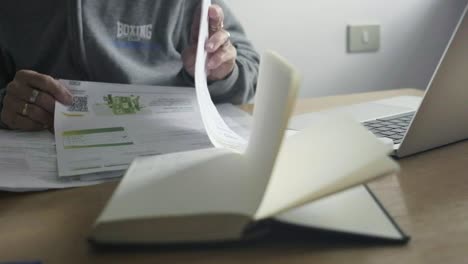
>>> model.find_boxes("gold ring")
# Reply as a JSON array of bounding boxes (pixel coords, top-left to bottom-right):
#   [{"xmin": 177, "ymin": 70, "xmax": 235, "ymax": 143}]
[
  {"xmin": 29, "ymin": 89, "xmax": 40, "ymax": 103},
  {"xmin": 21, "ymin": 103, "xmax": 29, "ymax": 116}
]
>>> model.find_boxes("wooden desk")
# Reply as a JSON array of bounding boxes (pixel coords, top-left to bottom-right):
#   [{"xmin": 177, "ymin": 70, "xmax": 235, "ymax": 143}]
[{"xmin": 1, "ymin": 89, "xmax": 467, "ymax": 264}]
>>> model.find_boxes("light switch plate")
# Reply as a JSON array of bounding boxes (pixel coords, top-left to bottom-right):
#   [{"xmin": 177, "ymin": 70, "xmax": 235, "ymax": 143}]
[{"xmin": 347, "ymin": 25, "xmax": 380, "ymax": 53}]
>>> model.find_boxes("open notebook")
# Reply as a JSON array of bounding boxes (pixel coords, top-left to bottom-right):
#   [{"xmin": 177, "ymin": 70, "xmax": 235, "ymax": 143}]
[
  {"xmin": 90, "ymin": 51, "xmax": 406, "ymax": 244},
  {"xmin": 89, "ymin": 0, "xmax": 407, "ymax": 245}
]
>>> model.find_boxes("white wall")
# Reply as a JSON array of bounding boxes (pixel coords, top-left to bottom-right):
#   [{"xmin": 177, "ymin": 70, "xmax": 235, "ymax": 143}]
[{"xmin": 226, "ymin": 0, "xmax": 467, "ymax": 98}]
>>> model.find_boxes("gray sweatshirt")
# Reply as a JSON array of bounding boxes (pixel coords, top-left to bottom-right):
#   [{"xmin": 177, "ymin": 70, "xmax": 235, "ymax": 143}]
[{"xmin": 0, "ymin": 0, "xmax": 259, "ymax": 117}]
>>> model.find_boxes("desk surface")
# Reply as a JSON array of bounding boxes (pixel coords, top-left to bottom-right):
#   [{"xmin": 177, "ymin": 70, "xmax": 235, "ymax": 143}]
[{"xmin": 1, "ymin": 89, "xmax": 467, "ymax": 264}]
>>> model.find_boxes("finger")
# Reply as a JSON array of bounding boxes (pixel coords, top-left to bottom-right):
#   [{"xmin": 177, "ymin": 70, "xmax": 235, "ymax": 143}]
[
  {"xmin": 22, "ymin": 103, "xmax": 53, "ymax": 127},
  {"xmin": 12, "ymin": 114, "xmax": 45, "ymax": 131},
  {"xmin": 7, "ymin": 82, "xmax": 56, "ymax": 113},
  {"xmin": 206, "ymin": 30, "xmax": 230, "ymax": 53},
  {"xmin": 208, "ymin": 5, "xmax": 225, "ymax": 33},
  {"xmin": 3, "ymin": 93, "xmax": 24, "ymax": 117},
  {"xmin": 15, "ymin": 70, "xmax": 73, "ymax": 105},
  {"xmin": 207, "ymin": 44, "xmax": 236, "ymax": 70},
  {"xmin": 1, "ymin": 97, "xmax": 44, "ymax": 131},
  {"xmin": 3, "ymin": 94, "xmax": 52, "ymax": 127},
  {"xmin": 33, "ymin": 90, "xmax": 56, "ymax": 113}
]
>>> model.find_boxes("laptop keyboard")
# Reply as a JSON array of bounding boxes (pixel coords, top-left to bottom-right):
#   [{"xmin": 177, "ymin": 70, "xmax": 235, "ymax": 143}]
[{"xmin": 362, "ymin": 112, "xmax": 415, "ymax": 144}]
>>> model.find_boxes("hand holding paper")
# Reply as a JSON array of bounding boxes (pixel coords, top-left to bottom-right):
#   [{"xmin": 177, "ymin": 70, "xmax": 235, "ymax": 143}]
[{"xmin": 182, "ymin": 4, "xmax": 236, "ymax": 81}]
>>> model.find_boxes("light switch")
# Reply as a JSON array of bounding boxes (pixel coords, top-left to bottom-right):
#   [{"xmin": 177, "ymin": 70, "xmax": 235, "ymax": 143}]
[{"xmin": 347, "ymin": 25, "xmax": 380, "ymax": 53}]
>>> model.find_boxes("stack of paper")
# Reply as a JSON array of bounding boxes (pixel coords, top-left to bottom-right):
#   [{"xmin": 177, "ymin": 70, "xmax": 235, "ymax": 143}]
[{"xmin": 0, "ymin": 103, "xmax": 252, "ymax": 192}]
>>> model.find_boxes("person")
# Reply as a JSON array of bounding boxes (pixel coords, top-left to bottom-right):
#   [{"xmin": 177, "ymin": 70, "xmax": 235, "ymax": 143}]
[{"xmin": 0, "ymin": 0, "xmax": 259, "ymax": 131}]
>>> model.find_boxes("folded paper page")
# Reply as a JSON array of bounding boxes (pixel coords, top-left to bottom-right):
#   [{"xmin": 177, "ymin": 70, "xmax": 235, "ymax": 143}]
[
  {"xmin": 254, "ymin": 114, "xmax": 399, "ymax": 220},
  {"xmin": 243, "ymin": 50, "xmax": 301, "ymax": 213},
  {"xmin": 276, "ymin": 185, "xmax": 407, "ymax": 240},
  {"xmin": 194, "ymin": 0, "xmax": 247, "ymax": 152}
]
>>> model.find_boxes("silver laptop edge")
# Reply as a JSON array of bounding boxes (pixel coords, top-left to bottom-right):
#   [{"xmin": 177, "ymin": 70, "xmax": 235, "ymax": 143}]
[
  {"xmin": 290, "ymin": 5, "xmax": 467, "ymax": 158},
  {"xmin": 390, "ymin": 4, "xmax": 468, "ymax": 157}
]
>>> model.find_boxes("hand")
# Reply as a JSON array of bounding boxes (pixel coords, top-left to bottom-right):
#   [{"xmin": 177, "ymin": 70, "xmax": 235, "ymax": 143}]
[
  {"xmin": 182, "ymin": 4, "xmax": 237, "ymax": 81},
  {"xmin": 1, "ymin": 70, "xmax": 73, "ymax": 131}
]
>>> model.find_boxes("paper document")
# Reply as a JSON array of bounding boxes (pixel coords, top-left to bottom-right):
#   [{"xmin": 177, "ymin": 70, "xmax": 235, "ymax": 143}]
[
  {"xmin": 54, "ymin": 81, "xmax": 251, "ymax": 178},
  {"xmin": 0, "ymin": 130, "xmax": 118, "ymax": 192},
  {"xmin": 0, "ymin": 104, "xmax": 250, "ymax": 192},
  {"xmin": 194, "ymin": 0, "xmax": 247, "ymax": 152},
  {"xmin": 54, "ymin": 82, "xmax": 213, "ymax": 177}
]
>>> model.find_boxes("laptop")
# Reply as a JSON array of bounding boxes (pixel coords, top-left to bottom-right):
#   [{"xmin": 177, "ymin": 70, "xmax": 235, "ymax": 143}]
[{"xmin": 290, "ymin": 4, "xmax": 468, "ymax": 158}]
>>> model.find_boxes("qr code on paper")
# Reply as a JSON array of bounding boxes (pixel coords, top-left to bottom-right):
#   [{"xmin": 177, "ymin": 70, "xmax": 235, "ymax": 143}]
[{"xmin": 68, "ymin": 96, "xmax": 89, "ymax": 112}]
